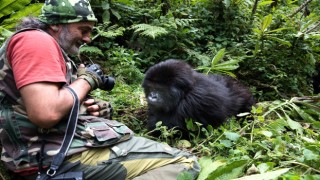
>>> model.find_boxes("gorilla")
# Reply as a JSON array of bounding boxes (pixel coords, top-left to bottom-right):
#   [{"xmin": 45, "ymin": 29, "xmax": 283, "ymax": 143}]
[{"xmin": 142, "ymin": 59, "xmax": 255, "ymax": 137}]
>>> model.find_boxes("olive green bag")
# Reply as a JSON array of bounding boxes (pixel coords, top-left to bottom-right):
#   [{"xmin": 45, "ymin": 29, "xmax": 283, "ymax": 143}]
[{"xmin": 76, "ymin": 115, "xmax": 134, "ymax": 147}]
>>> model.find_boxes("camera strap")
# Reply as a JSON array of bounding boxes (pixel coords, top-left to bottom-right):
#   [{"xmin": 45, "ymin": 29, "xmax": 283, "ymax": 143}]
[{"xmin": 38, "ymin": 86, "xmax": 80, "ymax": 179}]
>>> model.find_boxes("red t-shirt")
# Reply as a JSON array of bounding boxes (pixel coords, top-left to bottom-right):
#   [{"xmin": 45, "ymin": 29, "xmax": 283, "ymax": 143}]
[{"xmin": 7, "ymin": 30, "xmax": 67, "ymax": 89}]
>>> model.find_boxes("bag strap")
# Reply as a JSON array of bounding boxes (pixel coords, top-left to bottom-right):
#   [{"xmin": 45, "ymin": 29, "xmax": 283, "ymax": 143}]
[{"xmin": 46, "ymin": 86, "xmax": 80, "ymax": 177}]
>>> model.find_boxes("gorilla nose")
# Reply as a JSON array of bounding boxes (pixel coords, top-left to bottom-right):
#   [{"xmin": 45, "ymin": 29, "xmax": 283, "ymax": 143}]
[{"xmin": 148, "ymin": 92, "xmax": 158, "ymax": 102}]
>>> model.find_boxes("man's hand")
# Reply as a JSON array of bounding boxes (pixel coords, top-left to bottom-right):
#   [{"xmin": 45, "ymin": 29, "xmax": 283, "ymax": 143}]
[
  {"xmin": 81, "ymin": 98, "xmax": 113, "ymax": 119},
  {"xmin": 77, "ymin": 64, "xmax": 104, "ymax": 90},
  {"xmin": 82, "ymin": 98, "xmax": 99, "ymax": 116},
  {"xmin": 77, "ymin": 64, "xmax": 115, "ymax": 91}
]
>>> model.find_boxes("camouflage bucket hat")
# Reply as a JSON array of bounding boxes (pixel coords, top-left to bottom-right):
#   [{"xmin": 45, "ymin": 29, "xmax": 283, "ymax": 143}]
[{"xmin": 38, "ymin": 0, "xmax": 97, "ymax": 24}]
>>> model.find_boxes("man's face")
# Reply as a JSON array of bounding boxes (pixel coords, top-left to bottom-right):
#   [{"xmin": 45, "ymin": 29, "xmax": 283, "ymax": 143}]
[{"xmin": 58, "ymin": 21, "xmax": 94, "ymax": 55}]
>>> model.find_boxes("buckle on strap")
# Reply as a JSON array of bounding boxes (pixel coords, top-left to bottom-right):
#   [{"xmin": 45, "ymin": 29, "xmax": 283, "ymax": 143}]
[{"xmin": 47, "ymin": 168, "xmax": 57, "ymax": 176}]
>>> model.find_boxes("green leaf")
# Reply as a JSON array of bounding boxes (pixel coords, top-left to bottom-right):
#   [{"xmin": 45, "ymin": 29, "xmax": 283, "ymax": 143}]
[
  {"xmin": 301, "ymin": 16, "xmax": 319, "ymax": 32},
  {"xmin": 220, "ymin": 140, "xmax": 232, "ymax": 147},
  {"xmin": 286, "ymin": 117, "xmax": 303, "ymax": 135},
  {"xmin": 233, "ymin": 168, "xmax": 290, "ymax": 180},
  {"xmin": 260, "ymin": 130, "xmax": 273, "ymax": 138},
  {"xmin": 257, "ymin": 162, "xmax": 276, "ymax": 173},
  {"xmin": 257, "ymin": 1, "xmax": 275, "ymax": 7},
  {"xmin": 186, "ymin": 118, "xmax": 195, "ymax": 131},
  {"xmin": 252, "ymin": 28, "xmax": 262, "ymax": 35},
  {"xmin": 301, "ymin": 136, "xmax": 315, "ymax": 143},
  {"xmin": 80, "ymin": 46, "xmax": 103, "ymax": 56},
  {"xmin": 198, "ymin": 157, "xmax": 225, "ymax": 180},
  {"xmin": 224, "ymin": 131, "xmax": 241, "ymax": 141},
  {"xmin": 207, "ymin": 160, "xmax": 248, "ymax": 180},
  {"xmin": 289, "ymin": 103, "xmax": 317, "ymax": 124},
  {"xmin": 99, "ymin": 26, "xmax": 125, "ymax": 38},
  {"xmin": 214, "ymin": 59, "xmax": 239, "ymax": 67},
  {"xmin": 176, "ymin": 139, "xmax": 191, "ymax": 148},
  {"xmin": 102, "ymin": 10, "xmax": 111, "ymax": 23},
  {"xmin": 177, "ymin": 171, "xmax": 194, "ymax": 180},
  {"xmin": 0, "ymin": 0, "xmax": 32, "ymax": 18},
  {"xmin": 266, "ymin": 27, "xmax": 288, "ymax": 33},
  {"xmin": 212, "ymin": 65, "xmax": 239, "ymax": 71},
  {"xmin": 211, "ymin": 48, "xmax": 226, "ymax": 66},
  {"xmin": 101, "ymin": 2, "xmax": 110, "ymax": 10},
  {"xmin": 110, "ymin": 9, "xmax": 121, "ymax": 20},
  {"xmin": 223, "ymin": 0, "xmax": 231, "ymax": 8},
  {"xmin": 211, "ymin": 59, "xmax": 240, "ymax": 72},
  {"xmin": 131, "ymin": 24, "xmax": 168, "ymax": 39},
  {"xmin": 308, "ymin": 33, "xmax": 320, "ymax": 40},
  {"xmin": 0, "ymin": 27, "xmax": 13, "ymax": 39},
  {"xmin": 261, "ymin": 14, "xmax": 272, "ymax": 32},
  {"xmin": 303, "ymin": 149, "xmax": 318, "ymax": 161},
  {"xmin": 265, "ymin": 36, "xmax": 292, "ymax": 47},
  {"xmin": 217, "ymin": 71, "xmax": 237, "ymax": 77},
  {"xmin": 257, "ymin": 163, "xmax": 270, "ymax": 173},
  {"xmin": 2, "ymin": 3, "xmax": 42, "ymax": 29},
  {"xmin": 268, "ymin": 118, "xmax": 287, "ymax": 135},
  {"xmin": 253, "ymin": 41, "xmax": 260, "ymax": 55}
]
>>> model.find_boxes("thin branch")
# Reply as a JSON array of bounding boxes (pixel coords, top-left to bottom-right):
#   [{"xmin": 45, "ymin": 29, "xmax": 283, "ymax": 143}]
[
  {"xmin": 0, "ymin": 172, "xmax": 6, "ymax": 180},
  {"xmin": 251, "ymin": 0, "xmax": 260, "ymax": 16},
  {"xmin": 305, "ymin": 21, "xmax": 320, "ymax": 34},
  {"xmin": 287, "ymin": 161, "xmax": 320, "ymax": 173},
  {"xmin": 288, "ymin": 0, "xmax": 313, "ymax": 18}
]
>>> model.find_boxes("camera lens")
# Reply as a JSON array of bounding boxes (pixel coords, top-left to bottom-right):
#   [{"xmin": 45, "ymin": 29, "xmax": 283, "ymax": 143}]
[{"xmin": 103, "ymin": 76, "xmax": 115, "ymax": 91}]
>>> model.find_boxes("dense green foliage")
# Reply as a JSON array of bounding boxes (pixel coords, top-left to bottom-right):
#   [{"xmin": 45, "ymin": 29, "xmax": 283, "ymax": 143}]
[{"xmin": 0, "ymin": 0, "xmax": 319, "ymax": 179}]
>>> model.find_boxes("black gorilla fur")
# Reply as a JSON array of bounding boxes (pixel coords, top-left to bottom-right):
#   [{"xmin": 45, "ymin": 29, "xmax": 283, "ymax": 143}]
[{"xmin": 142, "ymin": 59, "xmax": 255, "ymax": 137}]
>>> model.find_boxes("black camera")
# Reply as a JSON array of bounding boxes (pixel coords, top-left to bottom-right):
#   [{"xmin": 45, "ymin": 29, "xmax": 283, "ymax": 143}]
[
  {"xmin": 84, "ymin": 64, "xmax": 115, "ymax": 91},
  {"xmin": 102, "ymin": 75, "xmax": 115, "ymax": 91}
]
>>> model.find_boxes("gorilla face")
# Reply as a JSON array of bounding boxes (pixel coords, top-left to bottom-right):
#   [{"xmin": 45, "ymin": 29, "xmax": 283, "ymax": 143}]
[{"xmin": 143, "ymin": 79, "xmax": 183, "ymax": 113}]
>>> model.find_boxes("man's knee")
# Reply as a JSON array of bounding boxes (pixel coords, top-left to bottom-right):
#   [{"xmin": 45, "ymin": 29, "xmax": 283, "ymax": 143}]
[{"xmin": 132, "ymin": 163, "xmax": 196, "ymax": 180}]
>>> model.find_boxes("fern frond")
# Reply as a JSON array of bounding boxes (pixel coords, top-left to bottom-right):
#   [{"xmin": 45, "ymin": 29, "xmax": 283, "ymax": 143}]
[
  {"xmin": 99, "ymin": 26, "xmax": 125, "ymax": 38},
  {"xmin": 131, "ymin": 24, "xmax": 168, "ymax": 39},
  {"xmin": 93, "ymin": 23, "xmax": 126, "ymax": 40},
  {"xmin": 175, "ymin": 18, "xmax": 198, "ymax": 27},
  {"xmin": 80, "ymin": 46, "xmax": 103, "ymax": 56},
  {"xmin": 2, "ymin": 3, "xmax": 42, "ymax": 29},
  {"xmin": 0, "ymin": 0, "xmax": 32, "ymax": 18},
  {"xmin": 185, "ymin": 48, "xmax": 211, "ymax": 64}
]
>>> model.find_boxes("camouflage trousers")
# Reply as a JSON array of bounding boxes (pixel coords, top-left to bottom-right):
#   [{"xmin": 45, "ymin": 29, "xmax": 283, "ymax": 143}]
[{"xmin": 25, "ymin": 136, "xmax": 200, "ymax": 180}]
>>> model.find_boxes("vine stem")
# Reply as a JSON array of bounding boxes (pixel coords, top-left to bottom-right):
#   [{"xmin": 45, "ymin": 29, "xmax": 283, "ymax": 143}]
[
  {"xmin": 262, "ymin": 100, "xmax": 290, "ymax": 118},
  {"xmin": 285, "ymin": 161, "xmax": 320, "ymax": 173},
  {"xmin": 305, "ymin": 21, "xmax": 320, "ymax": 34},
  {"xmin": 190, "ymin": 133, "xmax": 222, "ymax": 153},
  {"xmin": 250, "ymin": 118, "xmax": 257, "ymax": 143},
  {"xmin": 251, "ymin": 0, "xmax": 260, "ymax": 16},
  {"xmin": 191, "ymin": 122, "xmax": 252, "ymax": 153},
  {"xmin": 0, "ymin": 172, "xmax": 5, "ymax": 180},
  {"xmin": 288, "ymin": 0, "xmax": 313, "ymax": 18}
]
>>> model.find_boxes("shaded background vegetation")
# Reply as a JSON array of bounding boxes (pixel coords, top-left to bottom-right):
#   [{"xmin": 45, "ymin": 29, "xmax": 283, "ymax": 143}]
[{"xmin": 0, "ymin": 0, "xmax": 319, "ymax": 179}]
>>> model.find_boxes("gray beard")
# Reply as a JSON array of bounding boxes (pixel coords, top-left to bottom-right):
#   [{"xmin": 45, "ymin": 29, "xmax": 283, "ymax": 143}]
[{"xmin": 57, "ymin": 26, "xmax": 79, "ymax": 55}]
